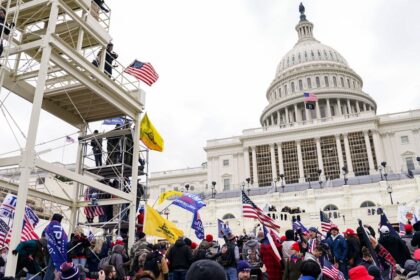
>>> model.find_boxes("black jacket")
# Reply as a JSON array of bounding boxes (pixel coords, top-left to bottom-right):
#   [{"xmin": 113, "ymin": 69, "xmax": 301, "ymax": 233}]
[
  {"xmin": 346, "ymin": 236, "xmax": 361, "ymax": 266},
  {"xmin": 68, "ymin": 234, "xmax": 91, "ymax": 259},
  {"xmin": 166, "ymin": 239, "xmax": 192, "ymax": 271},
  {"xmin": 378, "ymin": 233, "xmax": 411, "ymax": 266},
  {"xmin": 411, "ymin": 231, "xmax": 420, "ymax": 248}
]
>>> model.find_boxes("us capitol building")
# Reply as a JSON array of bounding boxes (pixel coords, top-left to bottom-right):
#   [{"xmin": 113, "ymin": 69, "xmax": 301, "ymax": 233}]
[{"xmin": 149, "ymin": 5, "xmax": 420, "ymax": 237}]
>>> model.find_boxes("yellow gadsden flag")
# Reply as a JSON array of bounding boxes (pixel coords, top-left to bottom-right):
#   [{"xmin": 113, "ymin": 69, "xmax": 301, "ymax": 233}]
[
  {"xmin": 143, "ymin": 204, "xmax": 184, "ymax": 243},
  {"xmin": 157, "ymin": 190, "xmax": 183, "ymax": 205},
  {"xmin": 140, "ymin": 113, "xmax": 164, "ymax": 152}
]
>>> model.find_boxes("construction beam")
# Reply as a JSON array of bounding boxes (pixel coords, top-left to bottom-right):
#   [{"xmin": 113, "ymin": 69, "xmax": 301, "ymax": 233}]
[
  {"xmin": 8, "ymin": 39, "xmax": 43, "ymax": 56},
  {"xmin": 77, "ymin": 198, "xmax": 128, "ymax": 207},
  {"xmin": 0, "ymin": 156, "xmax": 21, "ymax": 167},
  {"xmin": 16, "ymin": 66, "xmax": 63, "ymax": 81},
  {"xmin": 34, "ymin": 158, "xmax": 132, "ymax": 201},
  {"xmin": 0, "ymin": 178, "xmax": 73, "ymax": 207}
]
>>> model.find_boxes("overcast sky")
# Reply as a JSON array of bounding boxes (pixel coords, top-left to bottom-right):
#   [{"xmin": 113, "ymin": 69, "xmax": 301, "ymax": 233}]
[{"xmin": 0, "ymin": 0, "xmax": 419, "ymax": 174}]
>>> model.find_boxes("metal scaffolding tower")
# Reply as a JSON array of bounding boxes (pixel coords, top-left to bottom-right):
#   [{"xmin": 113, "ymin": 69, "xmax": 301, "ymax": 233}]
[{"xmin": 0, "ymin": 0, "xmax": 145, "ymax": 275}]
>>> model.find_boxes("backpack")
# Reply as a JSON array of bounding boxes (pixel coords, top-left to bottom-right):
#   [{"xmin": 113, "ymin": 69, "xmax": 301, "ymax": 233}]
[
  {"xmin": 143, "ymin": 252, "xmax": 162, "ymax": 278},
  {"xmin": 98, "ymin": 255, "xmax": 112, "ymax": 270}
]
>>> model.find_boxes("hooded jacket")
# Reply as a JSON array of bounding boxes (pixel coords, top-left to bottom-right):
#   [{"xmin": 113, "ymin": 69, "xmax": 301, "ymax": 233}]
[
  {"xmin": 242, "ymin": 239, "xmax": 261, "ymax": 269},
  {"xmin": 378, "ymin": 233, "xmax": 411, "ymax": 266},
  {"xmin": 166, "ymin": 238, "xmax": 192, "ymax": 271},
  {"xmin": 111, "ymin": 244, "xmax": 126, "ymax": 279}
]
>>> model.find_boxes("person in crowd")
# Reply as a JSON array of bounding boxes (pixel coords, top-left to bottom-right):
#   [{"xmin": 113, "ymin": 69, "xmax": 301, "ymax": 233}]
[
  {"xmin": 135, "ymin": 270, "xmax": 156, "ymax": 280},
  {"xmin": 344, "ymin": 228, "xmax": 361, "ymax": 268},
  {"xmin": 237, "ymin": 260, "xmax": 251, "ymax": 280},
  {"xmin": 241, "ymin": 233, "xmax": 262, "ymax": 279},
  {"xmin": 282, "ymin": 230, "xmax": 296, "ymax": 260},
  {"xmin": 259, "ymin": 230, "xmax": 282, "ymax": 280},
  {"xmin": 0, "ymin": 8, "xmax": 14, "ymax": 57},
  {"xmin": 108, "ymin": 244, "xmax": 127, "ymax": 280},
  {"xmin": 60, "ymin": 261, "xmax": 79, "ymax": 280},
  {"xmin": 348, "ymin": 265, "xmax": 373, "ymax": 280},
  {"xmin": 307, "ymin": 227, "xmax": 321, "ymax": 254},
  {"xmin": 360, "ymin": 247, "xmax": 374, "ymax": 270},
  {"xmin": 192, "ymin": 236, "xmax": 212, "ymax": 262},
  {"xmin": 303, "ymin": 245, "xmax": 322, "ymax": 268},
  {"xmin": 12, "ymin": 239, "xmax": 45, "ymax": 279},
  {"xmin": 369, "ymin": 235, "xmax": 397, "ymax": 280},
  {"xmin": 143, "ymin": 244, "xmax": 168, "ymax": 280},
  {"xmin": 185, "ymin": 259, "xmax": 226, "ymax": 280},
  {"xmin": 104, "ymin": 42, "xmax": 118, "ymax": 77},
  {"xmin": 166, "ymin": 237, "xmax": 192, "ymax": 280},
  {"xmin": 378, "ymin": 225, "xmax": 411, "ymax": 267},
  {"xmin": 86, "ymin": 238, "xmax": 106, "ymax": 278},
  {"xmin": 298, "ymin": 260, "xmax": 321, "ymax": 280},
  {"xmin": 68, "ymin": 226, "xmax": 91, "ymax": 267},
  {"xmin": 91, "ymin": 130, "xmax": 103, "ymax": 166},
  {"xmin": 0, "ymin": 246, "xmax": 7, "ymax": 278},
  {"xmin": 217, "ymin": 232, "xmax": 239, "ymax": 280},
  {"xmin": 283, "ymin": 242, "xmax": 304, "ymax": 280},
  {"xmin": 326, "ymin": 225, "xmax": 348, "ymax": 278},
  {"xmin": 367, "ymin": 265, "xmax": 382, "ymax": 280},
  {"xmin": 402, "ymin": 224, "xmax": 416, "ymax": 257},
  {"xmin": 100, "ymin": 265, "xmax": 117, "ymax": 280},
  {"xmin": 411, "ymin": 221, "xmax": 420, "ymax": 249}
]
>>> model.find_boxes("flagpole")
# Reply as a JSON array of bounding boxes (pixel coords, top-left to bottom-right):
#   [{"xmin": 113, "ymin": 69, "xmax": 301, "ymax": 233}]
[{"xmin": 61, "ymin": 138, "xmax": 66, "ymax": 163}]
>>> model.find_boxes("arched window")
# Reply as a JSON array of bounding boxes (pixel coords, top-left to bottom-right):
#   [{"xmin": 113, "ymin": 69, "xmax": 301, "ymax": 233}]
[
  {"xmin": 298, "ymin": 53, "xmax": 301, "ymax": 62},
  {"xmin": 299, "ymin": 80, "xmax": 303, "ymax": 91},
  {"xmin": 222, "ymin": 213, "xmax": 235, "ymax": 220},
  {"xmin": 291, "ymin": 82, "xmax": 295, "ymax": 93},
  {"xmin": 279, "ymin": 87, "xmax": 282, "ymax": 98},
  {"xmin": 333, "ymin": 76, "xmax": 337, "ymax": 87},
  {"xmin": 353, "ymin": 81, "xmax": 356, "ymax": 89},
  {"xmin": 340, "ymin": 77, "xmax": 344, "ymax": 87},
  {"xmin": 323, "ymin": 204, "xmax": 339, "ymax": 211},
  {"xmin": 284, "ymin": 85, "xmax": 288, "ymax": 95},
  {"xmin": 360, "ymin": 201, "xmax": 376, "ymax": 208},
  {"xmin": 347, "ymin": 79, "xmax": 351, "ymax": 88},
  {"xmin": 307, "ymin": 78, "xmax": 312, "ymax": 89},
  {"xmin": 316, "ymin": 77, "xmax": 321, "ymax": 88},
  {"xmin": 324, "ymin": 76, "xmax": 329, "ymax": 87}
]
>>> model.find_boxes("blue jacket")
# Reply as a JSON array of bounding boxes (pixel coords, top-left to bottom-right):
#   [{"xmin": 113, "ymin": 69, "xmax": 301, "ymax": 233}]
[{"xmin": 326, "ymin": 235, "xmax": 347, "ymax": 262}]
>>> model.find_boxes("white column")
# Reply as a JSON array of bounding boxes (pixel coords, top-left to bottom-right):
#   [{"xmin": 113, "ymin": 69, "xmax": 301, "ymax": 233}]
[
  {"xmin": 278, "ymin": 143, "xmax": 284, "ymax": 175},
  {"xmin": 5, "ymin": 1, "xmax": 59, "ymax": 275},
  {"xmin": 315, "ymin": 100, "xmax": 321, "ymax": 120},
  {"xmin": 355, "ymin": 101, "xmax": 361, "ymax": 113},
  {"xmin": 335, "ymin": 134, "xmax": 345, "ymax": 178},
  {"xmin": 315, "ymin": 137, "xmax": 324, "ymax": 176},
  {"xmin": 251, "ymin": 146, "xmax": 258, "ymax": 185},
  {"xmin": 347, "ymin": 99, "xmax": 352, "ymax": 114},
  {"xmin": 295, "ymin": 104, "xmax": 302, "ymax": 123},
  {"xmin": 270, "ymin": 114, "xmax": 274, "ymax": 126},
  {"xmin": 285, "ymin": 107, "xmax": 290, "ymax": 125},
  {"xmin": 305, "ymin": 106, "xmax": 310, "ymax": 123},
  {"xmin": 363, "ymin": 103, "xmax": 367, "ymax": 111},
  {"xmin": 372, "ymin": 131, "xmax": 384, "ymax": 169},
  {"xmin": 296, "ymin": 141, "xmax": 305, "ymax": 182},
  {"xmin": 277, "ymin": 111, "xmax": 280, "ymax": 125},
  {"xmin": 326, "ymin": 99, "xmax": 332, "ymax": 118},
  {"xmin": 343, "ymin": 133, "xmax": 355, "ymax": 176},
  {"xmin": 385, "ymin": 133, "xmax": 397, "ymax": 172},
  {"xmin": 364, "ymin": 131, "xmax": 376, "ymax": 174},
  {"xmin": 243, "ymin": 148, "xmax": 250, "ymax": 179},
  {"xmin": 413, "ymin": 129, "xmax": 420, "ymax": 156},
  {"xmin": 337, "ymin": 99, "xmax": 343, "ymax": 116},
  {"xmin": 128, "ymin": 112, "xmax": 141, "ymax": 249},
  {"xmin": 270, "ymin": 144, "xmax": 277, "ymax": 180}
]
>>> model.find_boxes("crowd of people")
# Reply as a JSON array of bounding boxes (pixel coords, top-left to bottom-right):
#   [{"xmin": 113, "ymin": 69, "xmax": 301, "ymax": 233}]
[{"xmin": 1, "ymin": 213, "xmax": 420, "ymax": 280}]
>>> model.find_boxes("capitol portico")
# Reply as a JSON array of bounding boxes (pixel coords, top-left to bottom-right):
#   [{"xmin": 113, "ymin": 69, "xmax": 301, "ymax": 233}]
[{"xmin": 149, "ymin": 5, "xmax": 420, "ymax": 238}]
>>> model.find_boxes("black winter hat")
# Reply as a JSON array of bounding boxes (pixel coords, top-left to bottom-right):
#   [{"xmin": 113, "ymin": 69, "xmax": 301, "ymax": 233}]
[
  {"xmin": 186, "ymin": 259, "xmax": 227, "ymax": 280},
  {"xmin": 52, "ymin": 213, "xmax": 63, "ymax": 223}
]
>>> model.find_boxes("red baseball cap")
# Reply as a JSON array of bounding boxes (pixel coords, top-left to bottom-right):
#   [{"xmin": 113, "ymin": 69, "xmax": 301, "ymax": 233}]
[
  {"xmin": 343, "ymin": 228, "xmax": 356, "ymax": 236},
  {"xmin": 291, "ymin": 242, "xmax": 300, "ymax": 252},
  {"xmin": 349, "ymin": 266, "xmax": 374, "ymax": 280},
  {"xmin": 404, "ymin": 224, "xmax": 413, "ymax": 232},
  {"xmin": 414, "ymin": 249, "xmax": 420, "ymax": 261}
]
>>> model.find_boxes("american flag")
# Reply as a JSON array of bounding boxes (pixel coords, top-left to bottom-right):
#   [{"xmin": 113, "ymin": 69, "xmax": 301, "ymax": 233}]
[
  {"xmin": 124, "ymin": 60, "xmax": 159, "ymax": 86},
  {"xmin": 241, "ymin": 191, "xmax": 280, "ymax": 231},
  {"xmin": 322, "ymin": 257, "xmax": 345, "ymax": 280},
  {"xmin": 84, "ymin": 188, "xmax": 105, "ymax": 219},
  {"xmin": 304, "ymin": 92, "xmax": 318, "ymax": 102},
  {"xmin": 320, "ymin": 211, "xmax": 332, "ymax": 232},
  {"xmin": 0, "ymin": 219, "xmax": 10, "ymax": 246}
]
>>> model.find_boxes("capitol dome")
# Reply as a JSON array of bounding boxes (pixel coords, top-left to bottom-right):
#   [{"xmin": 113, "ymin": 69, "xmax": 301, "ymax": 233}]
[{"xmin": 260, "ymin": 4, "xmax": 377, "ymax": 128}]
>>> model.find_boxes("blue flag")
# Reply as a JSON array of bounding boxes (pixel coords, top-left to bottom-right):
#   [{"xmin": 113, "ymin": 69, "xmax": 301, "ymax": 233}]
[
  {"xmin": 217, "ymin": 219, "xmax": 231, "ymax": 238},
  {"xmin": 192, "ymin": 211, "xmax": 204, "ymax": 240},
  {"xmin": 378, "ymin": 208, "xmax": 400, "ymax": 239},
  {"xmin": 45, "ymin": 221, "xmax": 68, "ymax": 270},
  {"xmin": 171, "ymin": 193, "xmax": 206, "ymax": 214},
  {"xmin": 292, "ymin": 219, "xmax": 308, "ymax": 233},
  {"xmin": 103, "ymin": 117, "xmax": 125, "ymax": 125}
]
